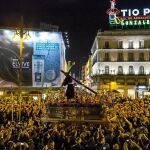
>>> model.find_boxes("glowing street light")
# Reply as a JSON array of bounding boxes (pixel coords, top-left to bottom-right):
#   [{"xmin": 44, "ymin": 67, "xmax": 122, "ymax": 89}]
[
  {"xmin": 13, "ymin": 16, "xmax": 31, "ymax": 86},
  {"xmin": 13, "ymin": 16, "xmax": 31, "ymax": 122}
]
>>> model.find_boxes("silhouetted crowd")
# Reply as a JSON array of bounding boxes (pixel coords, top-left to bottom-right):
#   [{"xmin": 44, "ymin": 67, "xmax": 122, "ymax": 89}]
[{"xmin": 0, "ymin": 90, "xmax": 149, "ymax": 150}]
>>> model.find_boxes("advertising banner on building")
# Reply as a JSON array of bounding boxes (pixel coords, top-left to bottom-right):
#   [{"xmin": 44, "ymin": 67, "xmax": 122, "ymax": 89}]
[{"xmin": 0, "ymin": 29, "xmax": 63, "ymax": 87}]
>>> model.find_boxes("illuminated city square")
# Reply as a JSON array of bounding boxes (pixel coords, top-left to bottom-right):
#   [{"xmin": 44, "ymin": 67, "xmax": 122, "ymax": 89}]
[{"xmin": 0, "ymin": 0, "xmax": 149, "ymax": 150}]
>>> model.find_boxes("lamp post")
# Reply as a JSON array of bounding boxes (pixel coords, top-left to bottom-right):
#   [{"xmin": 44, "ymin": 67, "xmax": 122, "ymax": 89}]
[
  {"xmin": 19, "ymin": 26, "xmax": 23, "ymax": 87},
  {"xmin": 13, "ymin": 16, "xmax": 31, "ymax": 122},
  {"xmin": 11, "ymin": 89, "xmax": 14, "ymax": 121},
  {"xmin": 13, "ymin": 16, "xmax": 30, "ymax": 86}
]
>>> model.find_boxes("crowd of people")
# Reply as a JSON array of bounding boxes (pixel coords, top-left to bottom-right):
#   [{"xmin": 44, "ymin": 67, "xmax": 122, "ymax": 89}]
[{"xmin": 0, "ymin": 89, "xmax": 149, "ymax": 150}]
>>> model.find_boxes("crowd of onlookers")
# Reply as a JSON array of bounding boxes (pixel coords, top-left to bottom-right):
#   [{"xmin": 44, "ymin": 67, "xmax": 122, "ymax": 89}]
[{"xmin": 0, "ymin": 89, "xmax": 149, "ymax": 150}]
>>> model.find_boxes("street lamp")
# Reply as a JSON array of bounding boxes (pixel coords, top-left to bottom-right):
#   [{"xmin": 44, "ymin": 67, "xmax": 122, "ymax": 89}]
[
  {"xmin": 13, "ymin": 17, "xmax": 31, "ymax": 86},
  {"xmin": 13, "ymin": 16, "xmax": 31, "ymax": 122},
  {"xmin": 11, "ymin": 89, "xmax": 14, "ymax": 121}
]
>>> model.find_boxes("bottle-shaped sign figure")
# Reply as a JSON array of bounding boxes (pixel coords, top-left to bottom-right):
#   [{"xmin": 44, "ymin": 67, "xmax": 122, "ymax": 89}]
[{"xmin": 106, "ymin": 0, "xmax": 120, "ymax": 24}]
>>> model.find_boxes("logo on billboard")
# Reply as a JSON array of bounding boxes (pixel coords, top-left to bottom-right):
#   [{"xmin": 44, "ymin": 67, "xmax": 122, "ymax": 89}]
[{"xmin": 12, "ymin": 59, "xmax": 30, "ymax": 69}]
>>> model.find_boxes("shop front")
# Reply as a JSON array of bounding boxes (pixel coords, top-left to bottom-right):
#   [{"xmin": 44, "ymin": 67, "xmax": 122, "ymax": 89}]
[{"xmin": 137, "ymin": 86, "xmax": 148, "ymax": 98}]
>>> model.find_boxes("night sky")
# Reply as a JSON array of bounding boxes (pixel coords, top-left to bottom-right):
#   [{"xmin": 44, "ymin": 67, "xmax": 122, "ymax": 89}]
[{"xmin": 0, "ymin": 0, "xmax": 149, "ymax": 74}]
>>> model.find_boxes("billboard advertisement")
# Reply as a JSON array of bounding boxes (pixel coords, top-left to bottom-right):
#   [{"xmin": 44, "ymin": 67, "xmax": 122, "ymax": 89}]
[{"xmin": 0, "ymin": 29, "xmax": 64, "ymax": 87}]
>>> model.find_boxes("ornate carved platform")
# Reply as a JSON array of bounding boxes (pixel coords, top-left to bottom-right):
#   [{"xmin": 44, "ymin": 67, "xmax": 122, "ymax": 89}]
[{"xmin": 46, "ymin": 103, "xmax": 104, "ymax": 121}]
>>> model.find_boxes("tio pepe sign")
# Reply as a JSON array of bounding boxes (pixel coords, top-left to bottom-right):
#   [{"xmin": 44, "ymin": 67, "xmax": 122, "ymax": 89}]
[
  {"xmin": 107, "ymin": 0, "xmax": 150, "ymax": 27},
  {"xmin": 120, "ymin": 8, "xmax": 150, "ymax": 26},
  {"xmin": 121, "ymin": 8, "xmax": 150, "ymax": 17}
]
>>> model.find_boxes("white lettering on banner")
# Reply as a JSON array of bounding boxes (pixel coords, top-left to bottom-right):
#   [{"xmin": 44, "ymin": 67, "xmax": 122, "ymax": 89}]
[
  {"xmin": 128, "ymin": 9, "xmax": 131, "ymax": 16},
  {"xmin": 121, "ymin": 8, "xmax": 150, "ymax": 16},
  {"xmin": 121, "ymin": 9, "xmax": 128, "ymax": 16},
  {"xmin": 121, "ymin": 19, "xmax": 150, "ymax": 26},
  {"xmin": 132, "ymin": 9, "xmax": 140, "ymax": 16},
  {"xmin": 12, "ymin": 59, "xmax": 30, "ymax": 69},
  {"xmin": 144, "ymin": 8, "xmax": 150, "ymax": 15}
]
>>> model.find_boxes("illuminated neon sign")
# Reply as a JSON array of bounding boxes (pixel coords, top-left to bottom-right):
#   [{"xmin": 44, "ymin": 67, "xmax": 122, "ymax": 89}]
[
  {"xmin": 106, "ymin": 0, "xmax": 120, "ymax": 25},
  {"xmin": 122, "ymin": 20, "xmax": 150, "ymax": 26},
  {"xmin": 106, "ymin": 0, "xmax": 150, "ymax": 27},
  {"xmin": 121, "ymin": 8, "xmax": 150, "ymax": 17}
]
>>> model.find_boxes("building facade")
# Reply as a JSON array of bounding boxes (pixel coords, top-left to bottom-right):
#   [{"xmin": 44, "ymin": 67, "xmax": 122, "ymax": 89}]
[{"xmin": 91, "ymin": 29, "xmax": 150, "ymax": 98}]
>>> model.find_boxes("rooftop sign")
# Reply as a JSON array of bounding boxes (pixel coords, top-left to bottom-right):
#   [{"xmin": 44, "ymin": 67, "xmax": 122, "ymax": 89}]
[{"xmin": 106, "ymin": 0, "xmax": 150, "ymax": 27}]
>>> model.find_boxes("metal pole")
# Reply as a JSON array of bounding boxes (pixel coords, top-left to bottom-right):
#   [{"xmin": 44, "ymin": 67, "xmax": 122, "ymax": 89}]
[
  {"xmin": 11, "ymin": 91, "xmax": 14, "ymax": 121},
  {"xmin": 19, "ymin": 32, "xmax": 23, "ymax": 85},
  {"xmin": 18, "ymin": 16, "xmax": 23, "ymax": 122},
  {"xmin": 19, "ymin": 94, "xmax": 22, "ymax": 122},
  {"xmin": 38, "ymin": 91, "xmax": 41, "ymax": 109},
  {"xmin": 18, "ymin": 34, "xmax": 23, "ymax": 122}
]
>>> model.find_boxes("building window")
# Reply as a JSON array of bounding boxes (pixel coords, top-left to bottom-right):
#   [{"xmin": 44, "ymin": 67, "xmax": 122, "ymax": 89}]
[
  {"xmin": 139, "ymin": 66, "xmax": 144, "ymax": 75},
  {"xmin": 104, "ymin": 41, "xmax": 109, "ymax": 49},
  {"xmin": 139, "ymin": 53, "xmax": 144, "ymax": 61},
  {"xmin": 105, "ymin": 66, "xmax": 109, "ymax": 74},
  {"xmin": 139, "ymin": 40, "xmax": 144, "ymax": 49},
  {"xmin": 128, "ymin": 41, "xmax": 133, "ymax": 49},
  {"xmin": 129, "ymin": 66, "xmax": 134, "ymax": 75},
  {"xmin": 97, "ymin": 51, "xmax": 101, "ymax": 62},
  {"xmin": 118, "ymin": 52, "xmax": 123, "ymax": 61},
  {"xmin": 128, "ymin": 52, "xmax": 134, "ymax": 61},
  {"xmin": 118, "ymin": 41, "xmax": 123, "ymax": 49},
  {"xmin": 93, "ymin": 56, "xmax": 97, "ymax": 65},
  {"xmin": 104, "ymin": 52, "xmax": 110, "ymax": 61},
  {"xmin": 118, "ymin": 66, "xmax": 123, "ymax": 74}
]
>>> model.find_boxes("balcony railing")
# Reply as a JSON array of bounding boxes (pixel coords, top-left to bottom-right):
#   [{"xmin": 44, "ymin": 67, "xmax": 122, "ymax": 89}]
[
  {"xmin": 93, "ymin": 60, "xmax": 149, "ymax": 63},
  {"xmin": 91, "ymin": 72, "xmax": 149, "ymax": 76}
]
